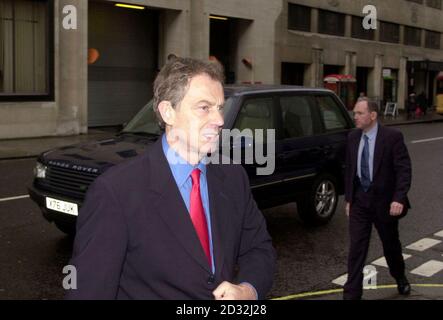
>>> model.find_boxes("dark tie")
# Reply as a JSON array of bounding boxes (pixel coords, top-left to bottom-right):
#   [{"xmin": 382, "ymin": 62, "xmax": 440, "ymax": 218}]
[
  {"xmin": 190, "ymin": 169, "xmax": 212, "ymax": 268},
  {"xmin": 360, "ymin": 134, "xmax": 371, "ymax": 192}
]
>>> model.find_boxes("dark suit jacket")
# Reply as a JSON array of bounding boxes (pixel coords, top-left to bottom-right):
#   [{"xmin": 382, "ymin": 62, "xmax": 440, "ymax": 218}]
[
  {"xmin": 65, "ymin": 138, "xmax": 276, "ymax": 300},
  {"xmin": 344, "ymin": 124, "xmax": 412, "ymax": 218}
]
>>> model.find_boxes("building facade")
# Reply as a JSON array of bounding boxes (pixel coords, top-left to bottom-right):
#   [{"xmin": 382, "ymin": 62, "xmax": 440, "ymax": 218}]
[
  {"xmin": 280, "ymin": 0, "xmax": 443, "ymax": 113},
  {"xmin": 0, "ymin": 0, "xmax": 442, "ymax": 139}
]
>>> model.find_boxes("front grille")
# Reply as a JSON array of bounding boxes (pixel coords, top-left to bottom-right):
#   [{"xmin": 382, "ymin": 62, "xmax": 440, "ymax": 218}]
[{"xmin": 38, "ymin": 165, "xmax": 99, "ymax": 199}]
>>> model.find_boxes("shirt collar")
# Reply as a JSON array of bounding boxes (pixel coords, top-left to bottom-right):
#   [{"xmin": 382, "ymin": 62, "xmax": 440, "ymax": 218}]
[
  {"xmin": 363, "ymin": 122, "xmax": 379, "ymax": 141},
  {"xmin": 162, "ymin": 134, "xmax": 206, "ymax": 187}
]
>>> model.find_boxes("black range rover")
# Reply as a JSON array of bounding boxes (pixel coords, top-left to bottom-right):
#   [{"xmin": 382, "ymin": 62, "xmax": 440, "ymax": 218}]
[{"xmin": 28, "ymin": 85, "xmax": 354, "ymax": 235}]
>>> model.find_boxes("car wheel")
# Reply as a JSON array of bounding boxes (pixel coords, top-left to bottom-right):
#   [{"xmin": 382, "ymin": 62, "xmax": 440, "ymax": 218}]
[
  {"xmin": 298, "ymin": 174, "xmax": 338, "ymax": 226},
  {"xmin": 54, "ymin": 221, "xmax": 75, "ymax": 237}
]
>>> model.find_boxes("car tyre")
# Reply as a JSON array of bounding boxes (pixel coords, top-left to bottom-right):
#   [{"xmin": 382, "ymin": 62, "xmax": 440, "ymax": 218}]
[{"xmin": 298, "ymin": 173, "xmax": 338, "ymax": 226}]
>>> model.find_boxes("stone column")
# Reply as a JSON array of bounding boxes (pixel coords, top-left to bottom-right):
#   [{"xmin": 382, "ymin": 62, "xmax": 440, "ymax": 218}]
[
  {"xmin": 159, "ymin": 9, "xmax": 190, "ymax": 66},
  {"xmin": 311, "ymin": 8, "xmax": 318, "ymax": 33},
  {"xmin": 304, "ymin": 48, "xmax": 324, "ymax": 88},
  {"xmin": 368, "ymin": 54, "xmax": 384, "ymax": 106},
  {"xmin": 345, "ymin": 51, "xmax": 357, "ymax": 77},
  {"xmin": 374, "ymin": 20, "xmax": 380, "ymax": 42},
  {"xmin": 57, "ymin": 0, "xmax": 88, "ymax": 135},
  {"xmin": 190, "ymin": 0, "xmax": 210, "ymax": 60},
  {"xmin": 421, "ymin": 29, "xmax": 426, "ymax": 48},
  {"xmin": 400, "ymin": 25, "xmax": 405, "ymax": 45},
  {"xmin": 345, "ymin": 15, "xmax": 352, "ymax": 38},
  {"xmin": 398, "ymin": 57, "xmax": 408, "ymax": 110}
]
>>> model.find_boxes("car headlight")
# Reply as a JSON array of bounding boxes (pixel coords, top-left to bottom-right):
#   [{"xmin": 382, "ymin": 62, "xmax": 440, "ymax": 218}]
[{"xmin": 34, "ymin": 162, "xmax": 47, "ymax": 179}]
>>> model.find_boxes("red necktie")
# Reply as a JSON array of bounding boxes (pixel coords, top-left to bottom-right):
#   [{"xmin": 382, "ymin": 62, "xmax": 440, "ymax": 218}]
[{"xmin": 190, "ymin": 168, "xmax": 212, "ymax": 269}]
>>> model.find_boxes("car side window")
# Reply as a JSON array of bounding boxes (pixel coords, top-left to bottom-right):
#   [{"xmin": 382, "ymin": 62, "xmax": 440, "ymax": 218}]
[
  {"xmin": 233, "ymin": 97, "xmax": 275, "ymax": 143},
  {"xmin": 316, "ymin": 95, "xmax": 348, "ymax": 131},
  {"xmin": 280, "ymin": 95, "xmax": 316, "ymax": 139}
]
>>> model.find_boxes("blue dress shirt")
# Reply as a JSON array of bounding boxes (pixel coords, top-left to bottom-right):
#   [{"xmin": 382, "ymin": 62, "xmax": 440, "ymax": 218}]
[
  {"xmin": 162, "ymin": 135, "xmax": 215, "ymax": 273},
  {"xmin": 357, "ymin": 122, "xmax": 378, "ymax": 181}
]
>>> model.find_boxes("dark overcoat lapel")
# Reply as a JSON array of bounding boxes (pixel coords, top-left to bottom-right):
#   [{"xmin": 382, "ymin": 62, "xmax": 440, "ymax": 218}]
[
  {"xmin": 373, "ymin": 125, "xmax": 386, "ymax": 180},
  {"xmin": 145, "ymin": 139, "xmax": 211, "ymax": 273}
]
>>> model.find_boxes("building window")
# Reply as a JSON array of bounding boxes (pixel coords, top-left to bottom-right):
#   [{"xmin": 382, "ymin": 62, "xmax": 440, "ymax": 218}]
[
  {"xmin": 288, "ymin": 3, "xmax": 311, "ymax": 32},
  {"xmin": 404, "ymin": 26, "xmax": 422, "ymax": 47},
  {"xmin": 281, "ymin": 62, "xmax": 305, "ymax": 86},
  {"xmin": 0, "ymin": 0, "xmax": 52, "ymax": 99},
  {"xmin": 351, "ymin": 16, "xmax": 375, "ymax": 40},
  {"xmin": 425, "ymin": 30, "xmax": 441, "ymax": 49},
  {"xmin": 426, "ymin": 0, "xmax": 442, "ymax": 9},
  {"xmin": 318, "ymin": 9, "xmax": 345, "ymax": 37},
  {"xmin": 379, "ymin": 21, "xmax": 400, "ymax": 44}
]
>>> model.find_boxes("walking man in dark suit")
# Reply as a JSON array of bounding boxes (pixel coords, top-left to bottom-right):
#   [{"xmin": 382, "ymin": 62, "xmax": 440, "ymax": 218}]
[
  {"xmin": 65, "ymin": 57, "xmax": 276, "ymax": 300},
  {"xmin": 343, "ymin": 98, "xmax": 412, "ymax": 300}
]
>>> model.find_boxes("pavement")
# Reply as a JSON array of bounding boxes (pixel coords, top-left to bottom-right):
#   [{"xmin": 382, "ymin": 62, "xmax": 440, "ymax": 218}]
[
  {"xmin": 1, "ymin": 110, "xmax": 443, "ymax": 301},
  {"xmin": 0, "ymin": 127, "xmax": 120, "ymax": 160},
  {"xmin": 378, "ymin": 109, "xmax": 443, "ymax": 126}
]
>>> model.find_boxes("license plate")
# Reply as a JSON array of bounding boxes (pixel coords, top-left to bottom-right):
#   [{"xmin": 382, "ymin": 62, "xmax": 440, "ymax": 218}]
[{"xmin": 46, "ymin": 197, "xmax": 78, "ymax": 216}]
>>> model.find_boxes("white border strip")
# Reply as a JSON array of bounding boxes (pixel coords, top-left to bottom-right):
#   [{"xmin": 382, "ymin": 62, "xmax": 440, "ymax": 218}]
[
  {"xmin": 0, "ymin": 195, "xmax": 30, "ymax": 203},
  {"xmin": 434, "ymin": 230, "xmax": 443, "ymax": 238},
  {"xmin": 406, "ymin": 238, "xmax": 442, "ymax": 252},
  {"xmin": 372, "ymin": 254, "xmax": 412, "ymax": 268},
  {"xmin": 411, "ymin": 137, "xmax": 443, "ymax": 144},
  {"xmin": 411, "ymin": 260, "xmax": 443, "ymax": 277}
]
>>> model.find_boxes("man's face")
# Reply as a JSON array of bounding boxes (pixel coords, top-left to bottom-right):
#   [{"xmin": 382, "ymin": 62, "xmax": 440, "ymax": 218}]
[
  {"xmin": 164, "ymin": 73, "xmax": 224, "ymax": 162},
  {"xmin": 353, "ymin": 101, "xmax": 377, "ymax": 131}
]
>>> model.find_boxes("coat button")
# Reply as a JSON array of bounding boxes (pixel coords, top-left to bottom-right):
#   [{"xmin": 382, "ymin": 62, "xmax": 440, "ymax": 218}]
[{"xmin": 207, "ymin": 274, "xmax": 215, "ymax": 284}]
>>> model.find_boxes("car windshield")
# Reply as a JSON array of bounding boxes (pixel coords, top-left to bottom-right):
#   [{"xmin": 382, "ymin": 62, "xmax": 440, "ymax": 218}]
[
  {"xmin": 121, "ymin": 96, "xmax": 235, "ymax": 135},
  {"xmin": 121, "ymin": 100, "xmax": 162, "ymax": 136}
]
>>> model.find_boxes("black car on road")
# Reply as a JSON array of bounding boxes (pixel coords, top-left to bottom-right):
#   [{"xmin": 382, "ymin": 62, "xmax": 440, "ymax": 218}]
[{"xmin": 28, "ymin": 85, "xmax": 354, "ymax": 235}]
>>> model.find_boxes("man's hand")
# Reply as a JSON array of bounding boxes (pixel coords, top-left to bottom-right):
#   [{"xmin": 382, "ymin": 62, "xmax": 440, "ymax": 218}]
[
  {"xmin": 390, "ymin": 201, "xmax": 404, "ymax": 216},
  {"xmin": 345, "ymin": 202, "xmax": 350, "ymax": 217},
  {"xmin": 213, "ymin": 281, "xmax": 257, "ymax": 300}
]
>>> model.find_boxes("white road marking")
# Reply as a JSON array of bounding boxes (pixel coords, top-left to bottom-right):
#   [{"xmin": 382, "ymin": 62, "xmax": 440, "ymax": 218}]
[
  {"xmin": 332, "ymin": 266, "xmax": 378, "ymax": 288},
  {"xmin": 0, "ymin": 195, "xmax": 30, "ymax": 203},
  {"xmin": 332, "ymin": 274, "xmax": 348, "ymax": 287},
  {"xmin": 410, "ymin": 260, "xmax": 443, "ymax": 277},
  {"xmin": 405, "ymin": 238, "xmax": 442, "ymax": 252},
  {"xmin": 371, "ymin": 254, "xmax": 412, "ymax": 268},
  {"xmin": 434, "ymin": 230, "xmax": 443, "ymax": 238},
  {"xmin": 411, "ymin": 137, "xmax": 443, "ymax": 144}
]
